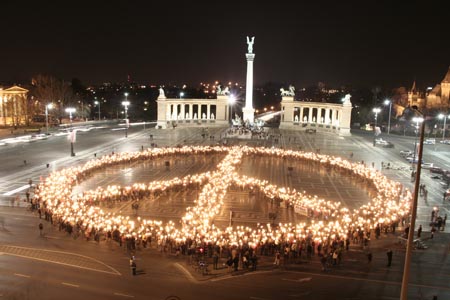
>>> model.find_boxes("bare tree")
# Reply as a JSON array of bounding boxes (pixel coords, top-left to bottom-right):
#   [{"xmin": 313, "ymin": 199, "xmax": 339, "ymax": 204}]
[{"xmin": 30, "ymin": 74, "xmax": 77, "ymax": 123}]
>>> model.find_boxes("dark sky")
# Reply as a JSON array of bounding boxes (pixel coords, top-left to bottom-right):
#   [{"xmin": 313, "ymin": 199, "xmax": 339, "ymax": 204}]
[{"xmin": 1, "ymin": 1, "xmax": 448, "ymax": 89}]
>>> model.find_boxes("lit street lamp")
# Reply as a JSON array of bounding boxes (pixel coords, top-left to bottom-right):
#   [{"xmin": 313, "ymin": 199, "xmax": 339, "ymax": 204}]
[
  {"xmin": 94, "ymin": 100, "xmax": 101, "ymax": 120},
  {"xmin": 411, "ymin": 117, "xmax": 424, "ymax": 167},
  {"xmin": 438, "ymin": 113, "xmax": 449, "ymax": 140},
  {"xmin": 372, "ymin": 107, "xmax": 381, "ymax": 146},
  {"xmin": 229, "ymin": 95, "xmax": 235, "ymax": 125},
  {"xmin": 45, "ymin": 103, "xmax": 53, "ymax": 135},
  {"xmin": 400, "ymin": 109, "xmax": 425, "ymax": 300},
  {"xmin": 65, "ymin": 107, "xmax": 76, "ymax": 157},
  {"xmin": 384, "ymin": 99, "xmax": 392, "ymax": 135},
  {"xmin": 122, "ymin": 93, "xmax": 130, "ymax": 138}
]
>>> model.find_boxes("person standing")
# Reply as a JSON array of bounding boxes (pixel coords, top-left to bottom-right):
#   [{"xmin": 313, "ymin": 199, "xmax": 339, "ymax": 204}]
[
  {"xmin": 212, "ymin": 252, "xmax": 219, "ymax": 270},
  {"xmin": 367, "ymin": 251, "xmax": 372, "ymax": 263},
  {"xmin": 129, "ymin": 256, "xmax": 136, "ymax": 275},
  {"xmin": 38, "ymin": 223, "xmax": 43, "ymax": 236},
  {"xmin": 386, "ymin": 249, "xmax": 393, "ymax": 267},
  {"xmin": 417, "ymin": 225, "xmax": 422, "ymax": 238},
  {"xmin": 431, "ymin": 225, "xmax": 436, "ymax": 239},
  {"xmin": 444, "ymin": 214, "xmax": 447, "ymax": 230},
  {"xmin": 274, "ymin": 251, "xmax": 281, "ymax": 266}
]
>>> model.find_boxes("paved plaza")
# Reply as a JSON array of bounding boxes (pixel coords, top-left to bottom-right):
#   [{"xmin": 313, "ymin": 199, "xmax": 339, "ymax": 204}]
[{"xmin": 74, "ymin": 147, "xmax": 375, "ymax": 228}]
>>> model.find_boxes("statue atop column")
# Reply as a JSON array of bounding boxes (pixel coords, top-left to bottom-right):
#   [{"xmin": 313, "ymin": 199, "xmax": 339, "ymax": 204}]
[
  {"xmin": 246, "ymin": 36, "xmax": 255, "ymax": 54},
  {"xmin": 342, "ymin": 94, "xmax": 352, "ymax": 104},
  {"xmin": 217, "ymin": 85, "xmax": 230, "ymax": 96},
  {"xmin": 280, "ymin": 85, "xmax": 295, "ymax": 96},
  {"xmin": 158, "ymin": 87, "xmax": 166, "ymax": 98}
]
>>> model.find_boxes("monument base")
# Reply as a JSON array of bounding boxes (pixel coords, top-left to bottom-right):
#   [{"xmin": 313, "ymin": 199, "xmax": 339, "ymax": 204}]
[{"xmin": 242, "ymin": 107, "xmax": 255, "ymax": 124}]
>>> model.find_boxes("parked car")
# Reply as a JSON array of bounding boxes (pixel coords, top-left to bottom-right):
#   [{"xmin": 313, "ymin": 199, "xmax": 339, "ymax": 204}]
[
  {"xmin": 375, "ymin": 138, "xmax": 386, "ymax": 145},
  {"xmin": 421, "ymin": 162, "xmax": 434, "ymax": 169},
  {"xmin": 424, "ymin": 138, "xmax": 436, "ymax": 145},
  {"xmin": 429, "ymin": 166, "xmax": 444, "ymax": 174},
  {"xmin": 440, "ymin": 140, "xmax": 450, "ymax": 144},
  {"xmin": 400, "ymin": 150, "xmax": 413, "ymax": 157},
  {"xmin": 406, "ymin": 156, "xmax": 423, "ymax": 164}
]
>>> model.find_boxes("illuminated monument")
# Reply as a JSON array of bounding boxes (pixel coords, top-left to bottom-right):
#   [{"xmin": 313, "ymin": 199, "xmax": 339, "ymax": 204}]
[
  {"xmin": 156, "ymin": 36, "xmax": 352, "ymax": 134},
  {"xmin": 242, "ymin": 36, "xmax": 256, "ymax": 124}
]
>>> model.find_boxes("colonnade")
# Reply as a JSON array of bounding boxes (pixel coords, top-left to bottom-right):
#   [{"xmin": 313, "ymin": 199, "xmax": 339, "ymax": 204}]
[
  {"xmin": 156, "ymin": 94, "xmax": 229, "ymax": 129},
  {"xmin": 279, "ymin": 96, "xmax": 352, "ymax": 135}
]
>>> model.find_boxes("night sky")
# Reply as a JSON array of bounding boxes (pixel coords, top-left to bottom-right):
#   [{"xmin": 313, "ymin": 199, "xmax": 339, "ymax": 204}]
[{"xmin": 1, "ymin": 1, "xmax": 448, "ymax": 89}]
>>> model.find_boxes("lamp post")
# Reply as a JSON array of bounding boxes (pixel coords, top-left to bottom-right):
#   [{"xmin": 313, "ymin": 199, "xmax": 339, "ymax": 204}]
[
  {"xmin": 400, "ymin": 109, "xmax": 425, "ymax": 300},
  {"xmin": 384, "ymin": 99, "xmax": 392, "ymax": 135},
  {"xmin": 94, "ymin": 100, "xmax": 101, "ymax": 120},
  {"xmin": 229, "ymin": 95, "xmax": 235, "ymax": 125},
  {"xmin": 65, "ymin": 107, "xmax": 76, "ymax": 157},
  {"xmin": 438, "ymin": 113, "xmax": 449, "ymax": 140},
  {"xmin": 45, "ymin": 103, "xmax": 53, "ymax": 135},
  {"xmin": 372, "ymin": 108, "xmax": 381, "ymax": 146},
  {"xmin": 411, "ymin": 117, "xmax": 424, "ymax": 166},
  {"xmin": 122, "ymin": 92, "xmax": 130, "ymax": 138}
]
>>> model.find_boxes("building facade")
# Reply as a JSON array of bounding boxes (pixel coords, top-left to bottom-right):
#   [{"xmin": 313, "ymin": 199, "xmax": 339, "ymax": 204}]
[
  {"xmin": 408, "ymin": 67, "xmax": 450, "ymax": 110},
  {"xmin": 0, "ymin": 85, "xmax": 29, "ymax": 127}
]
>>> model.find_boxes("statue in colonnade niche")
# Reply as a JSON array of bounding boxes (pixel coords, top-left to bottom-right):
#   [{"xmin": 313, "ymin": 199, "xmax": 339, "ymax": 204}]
[
  {"xmin": 294, "ymin": 115, "xmax": 299, "ymax": 122},
  {"xmin": 210, "ymin": 113, "xmax": 215, "ymax": 120},
  {"xmin": 193, "ymin": 113, "xmax": 198, "ymax": 120},
  {"xmin": 186, "ymin": 112, "xmax": 189, "ymax": 119},
  {"xmin": 202, "ymin": 113, "xmax": 206, "ymax": 120}
]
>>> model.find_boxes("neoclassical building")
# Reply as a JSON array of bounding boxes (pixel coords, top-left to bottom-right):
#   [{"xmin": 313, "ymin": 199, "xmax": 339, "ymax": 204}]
[
  {"xmin": 408, "ymin": 66, "xmax": 450, "ymax": 110},
  {"xmin": 279, "ymin": 94, "xmax": 353, "ymax": 135},
  {"xmin": 156, "ymin": 89, "xmax": 230, "ymax": 128},
  {"xmin": 0, "ymin": 85, "xmax": 29, "ymax": 127}
]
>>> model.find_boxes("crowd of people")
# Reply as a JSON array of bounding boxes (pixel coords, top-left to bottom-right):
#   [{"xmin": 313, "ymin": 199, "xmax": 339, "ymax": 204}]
[{"xmin": 29, "ymin": 146, "xmax": 413, "ymax": 266}]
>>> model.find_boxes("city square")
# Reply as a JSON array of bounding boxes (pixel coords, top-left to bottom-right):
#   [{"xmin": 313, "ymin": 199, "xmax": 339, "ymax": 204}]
[
  {"xmin": 1, "ymin": 124, "xmax": 450, "ymax": 300},
  {"xmin": 1, "ymin": 2, "xmax": 450, "ymax": 300}
]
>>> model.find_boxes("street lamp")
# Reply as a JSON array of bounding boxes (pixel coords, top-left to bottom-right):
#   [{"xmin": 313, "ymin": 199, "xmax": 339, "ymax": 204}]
[
  {"xmin": 122, "ymin": 93, "xmax": 130, "ymax": 138},
  {"xmin": 45, "ymin": 103, "xmax": 53, "ymax": 135},
  {"xmin": 438, "ymin": 113, "xmax": 449, "ymax": 140},
  {"xmin": 411, "ymin": 117, "xmax": 424, "ymax": 166},
  {"xmin": 384, "ymin": 99, "xmax": 392, "ymax": 135},
  {"xmin": 400, "ymin": 109, "xmax": 425, "ymax": 300},
  {"xmin": 229, "ymin": 95, "xmax": 235, "ymax": 125},
  {"xmin": 372, "ymin": 108, "xmax": 381, "ymax": 146},
  {"xmin": 65, "ymin": 107, "xmax": 76, "ymax": 157},
  {"xmin": 94, "ymin": 100, "xmax": 101, "ymax": 120}
]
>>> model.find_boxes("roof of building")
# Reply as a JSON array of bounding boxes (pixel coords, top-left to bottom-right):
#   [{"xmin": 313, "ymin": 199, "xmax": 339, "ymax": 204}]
[{"xmin": 442, "ymin": 66, "xmax": 450, "ymax": 83}]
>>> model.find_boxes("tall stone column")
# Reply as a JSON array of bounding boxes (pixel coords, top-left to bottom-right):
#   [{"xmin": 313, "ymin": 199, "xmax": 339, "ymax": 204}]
[{"xmin": 243, "ymin": 36, "xmax": 255, "ymax": 123}]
